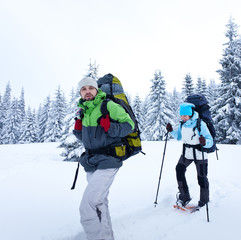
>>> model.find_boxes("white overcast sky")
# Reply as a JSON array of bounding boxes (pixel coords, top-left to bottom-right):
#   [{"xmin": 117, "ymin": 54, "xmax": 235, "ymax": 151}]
[{"xmin": 1, "ymin": 0, "xmax": 241, "ymax": 108}]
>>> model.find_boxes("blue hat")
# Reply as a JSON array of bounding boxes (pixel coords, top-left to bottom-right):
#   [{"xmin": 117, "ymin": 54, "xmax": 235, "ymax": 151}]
[{"xmin": 179, "ymin": 103, "xmax": 195, "ymax": 116}]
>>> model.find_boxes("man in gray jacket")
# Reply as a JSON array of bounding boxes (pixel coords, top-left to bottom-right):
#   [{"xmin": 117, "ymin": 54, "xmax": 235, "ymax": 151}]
[{"xmin": 73, "ymin": 77, "xmax": 134, "ymax": 240}]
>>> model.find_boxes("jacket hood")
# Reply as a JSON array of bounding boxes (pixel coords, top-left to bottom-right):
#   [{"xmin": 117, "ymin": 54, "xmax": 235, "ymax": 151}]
[
  {"xmin": 78, "ymin": 89, "xmax": 106, "ymax": 111},
  {"xmin": 182, "ymin": 111, "xmax": 199, "ymax": 128}
]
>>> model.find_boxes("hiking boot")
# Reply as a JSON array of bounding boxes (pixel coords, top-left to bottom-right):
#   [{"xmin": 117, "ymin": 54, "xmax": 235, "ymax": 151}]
[
  {"xmin": 198, "ymin": 200, "xmax": 207, "ymax": 208},
  {"xmin": 176, "ymin": 192, "xmax": 191, "ymax": 207}
]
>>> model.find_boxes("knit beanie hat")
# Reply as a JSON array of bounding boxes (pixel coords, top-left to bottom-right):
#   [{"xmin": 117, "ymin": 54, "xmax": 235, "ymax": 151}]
[
  {"xmin": 179, "ymin": 103, "xmax": 195, "ymax": 116},
  {"xmin": 78, "ymin": 77, "xmax": 98, "ymax": 90}
]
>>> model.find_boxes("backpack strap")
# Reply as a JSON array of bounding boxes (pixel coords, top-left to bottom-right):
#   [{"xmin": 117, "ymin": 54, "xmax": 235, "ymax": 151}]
[
  {"xmin": 78, "ymin": 108, "xmax": 84, "ymax": 120},
  {"xmin": 196, "ymin": 118, "xmax": 201, "ymax": 133},
  {"xmin": 180, "ymin": 121, "xmax": 184, "ymax": 129},
  {"xmin": 97, "ymin": 99, "xmax": 110, "ymax": 124},
  {"xmin": 100, "ymin": 99, "xmax": 110, "ymax": 117},
  {"xmin": 193, "ymin": 118, "xmax": 201, "ymax": 136}
]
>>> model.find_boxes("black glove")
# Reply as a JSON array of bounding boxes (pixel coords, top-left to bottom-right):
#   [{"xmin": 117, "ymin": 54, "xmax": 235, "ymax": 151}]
[
  {"xmin": 199, "ymin": 135, "xmax": 206, "ymax": 146},
  {"xmin": 166, "ymin": 123, "xmax": 173, "ymax": 132}
]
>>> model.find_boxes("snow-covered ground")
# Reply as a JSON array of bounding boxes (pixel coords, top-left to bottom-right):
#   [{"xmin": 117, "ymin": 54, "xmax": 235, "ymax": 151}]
[{"xmin": 0, "ymin": 141, "xmax": 240, "ymax": 240}]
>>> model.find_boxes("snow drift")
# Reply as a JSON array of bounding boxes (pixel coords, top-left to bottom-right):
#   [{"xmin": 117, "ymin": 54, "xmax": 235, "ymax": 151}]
[{"xmin": 0, "ymin": 141, "xmax": 240, "ymax": 240}]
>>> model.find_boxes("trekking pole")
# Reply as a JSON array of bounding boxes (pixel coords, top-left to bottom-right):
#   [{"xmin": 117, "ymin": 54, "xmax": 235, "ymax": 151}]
[
  {"xmin": 154, "ymin": 131, "xmax": 169, "ymax": 207},
  {"xmin": 71, "ymin": 162, "xmax": 80, "ymax": 190},
  {"xmin": 201, "ymin": 143, "xmax": 210, "ymax": 222}
]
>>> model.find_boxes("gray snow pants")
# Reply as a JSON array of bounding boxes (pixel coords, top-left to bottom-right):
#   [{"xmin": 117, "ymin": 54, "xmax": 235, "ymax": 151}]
[{"xmin": 80, "ymin": 168, "xmax": 119, "ymax": 240}]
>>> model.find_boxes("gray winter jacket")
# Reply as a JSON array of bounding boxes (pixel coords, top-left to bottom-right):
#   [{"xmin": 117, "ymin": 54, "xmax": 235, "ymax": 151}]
[{"xmin": 73, "ymin": 90, "xmax": 134, "ymax": 172}]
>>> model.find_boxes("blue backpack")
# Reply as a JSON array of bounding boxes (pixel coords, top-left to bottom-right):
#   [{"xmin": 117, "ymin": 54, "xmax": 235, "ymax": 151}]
[{"xmin": 186, "ymin": 94, "xmax": 217, "ymax": 154}]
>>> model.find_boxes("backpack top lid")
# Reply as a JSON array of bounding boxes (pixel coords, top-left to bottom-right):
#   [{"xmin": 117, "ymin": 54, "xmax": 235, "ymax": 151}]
[
  {"xmin": 186, "ymin": 94, "xmax": 208, "ymax": 107},
  {"xmin": 186, "ymin": 94, "xmax": 211, "ymax": 119},
  {"xmin": 98, "ymin": 73, "xmax": 123, "ymax": 96},
  {"xmin": 97, "ymin": 73, "xmax": 129, "ymax": 105}
]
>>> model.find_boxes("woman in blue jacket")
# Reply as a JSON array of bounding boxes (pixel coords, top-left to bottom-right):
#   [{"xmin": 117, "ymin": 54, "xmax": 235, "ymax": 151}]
[{"xmin": 166, "ymin": 103, "xmax": 213, "ymax": 208}]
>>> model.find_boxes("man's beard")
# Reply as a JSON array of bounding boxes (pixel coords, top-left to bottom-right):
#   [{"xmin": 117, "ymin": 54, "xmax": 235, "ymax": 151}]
[{"xmin": 83, "ymin": 94, "xmax": 95, "ymax": 101}]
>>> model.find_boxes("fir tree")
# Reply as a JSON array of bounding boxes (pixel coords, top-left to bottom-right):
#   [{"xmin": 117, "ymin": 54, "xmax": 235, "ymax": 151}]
[
  {"xmin": 18, "ymin": 88, "xmax": 25, "ymax": 121},
  {"xmin": 0, "ymin": 82, "xmax": 12, "ymax": 144},
  {"xmin": 32, "ymin": 109, "xmax": 40, "ymax": 142},
  {"xmin": 170, "ymin": 88, "xmax": 182, "ymax": 123},
  {"xmin": 17, "ymin": 88, "xmax": 26, "ymax": 140},
  {"xmin": 144, "ymin": 70, "xmax": 175, "ymax": 141},
  {"xmin": 132, "ymin": 94, "xmax": 144, "ymax": 135},
  {"xmin": 0, "ymin": 95, "xmax": 3, "ymax": 143},
  {"xmin": 213, "ymin": 17, "xmax": 241, "ymax": 144},
  {"xmin": 201, "ymin": 79, "xmax": 207, "ymax": 96},
  {"xmin": 1, "ymin": 98, "xmax": 22, "ymax": 144},
  {"xmin": 206, "ymin": 79, "xmax": 219, "ymax": 106},
  {"xmin": 182, "ymin": 73, "xmax": 194, "ymax": 97},
  {"xmin": 44, "ymin": 86, "xmax": 67, "ymax": 142},
  {"xmin": 19, "ymin": 107, "xmax": 38, "ymax": 143},
  {"xmin": 38, "ymin": 96, "xmax": 51, "ymax": 142},
  {"xmin": 139, "ymin": 95, "xmax": 148, "ymax": 140},
  {"xmin": 59, "ymin": 94, "xmax": 84, "ymax": 161},
  {"xmin": 1, "ymin": 82, "xmax": 11, "ymax": 122},
  {"xmin": 85, "ymin": 60, "xmax": 99, "ymax": 80},
  {"xmin": 195, "ymin": 77, "xmax": 202, "ymax": 93},
  {"xmin": 36, "ymin": 103, "xmax": 42, "ymax": 140}
]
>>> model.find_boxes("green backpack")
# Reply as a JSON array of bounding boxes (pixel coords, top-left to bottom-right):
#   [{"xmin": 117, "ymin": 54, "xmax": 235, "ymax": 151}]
[{"xmin": 97, "ymin": 73, "xmax": 144, "ymax": 160}]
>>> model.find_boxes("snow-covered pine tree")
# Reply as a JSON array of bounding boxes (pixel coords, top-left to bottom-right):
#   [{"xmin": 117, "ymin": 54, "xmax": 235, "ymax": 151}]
[
  {"xmin": 182, "ymin": 73, "xmax": 194, "ymax": 98},
  {"xmin": 170, "ymin": 87, "xmax": 182, "ymax": 123},
  {"xmin": 36, "ymin": 103, "xmax": 42, "ymax": 139},
  {"xmin": 143, "ymin": 70, "xmax": 175, "ymax": 141},
  {"xmin": 212, "ymin": 17, "xmax": 241, "ymax": 144},
  {"xmin": 201, "ymin": 78, "xmax": 207, "ymax": 95},
  {"xmin": 132, "ymin": 94, "xmax": 144, "ymax": 136},
  {"xmin": 18, "ymin": 88, "xmax": 25, "ymax": 121},
  {"xmin": 17, "ymin": 88, "xmax": 26, "ymax": 140},
  {"xmin": 85, "ymin": 60, "xmax": 99, "ymax": 80},
  {"xmin": 206, "ymin": 79, "xmax": 219, "ymax": 106},
  {"xmin": 19, "ymin": 107, "xmax": 39, "ymax": 143},
  {"xmin": 38, "ymin": 96, "xmax": 51, "ymax": 142},
  {"xmin": 0, "ymin": 82, "xmax": 12, "ymax": 144},
  {"xmin": 1, "ymin": 98, "xmax": 22, "ymax": 144},
  {"xmin": 0, "ymin": 94, "xmax": 3, "ymax": 144},
  {"xmin": 32, "ymin": 109, "xmax": 40, "ymax": 142},
  {"xmin": 195, "ymin": 77, "xmax": 202, "ymax": 93},
  {"xmin": 44, "ymin": 86, "xmax": 67, "ymax": 142},
  {"xmin": 139, "ymin": 95, "xmax": 148, "ymax": 140},
  {"xmin": 59, "ymin": 89, "xmax": 83, "ymax": 161}
]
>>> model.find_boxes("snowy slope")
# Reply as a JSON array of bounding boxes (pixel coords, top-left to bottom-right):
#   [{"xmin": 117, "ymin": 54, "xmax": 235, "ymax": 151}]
[{"xmin": 0, "ymin": 141, "xmax": 240, "ymax": 240}]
